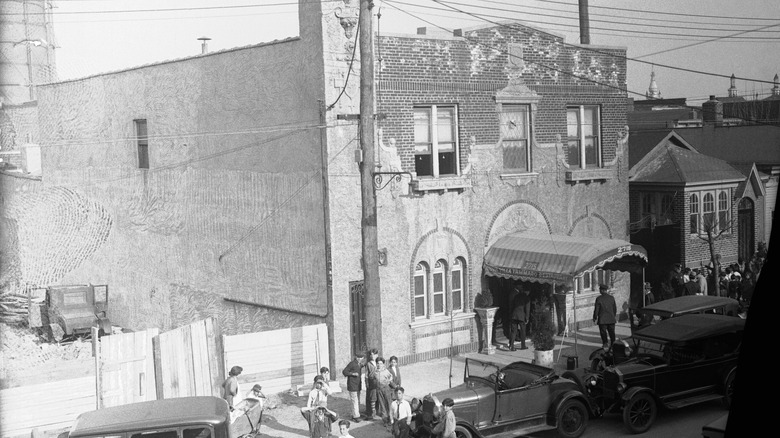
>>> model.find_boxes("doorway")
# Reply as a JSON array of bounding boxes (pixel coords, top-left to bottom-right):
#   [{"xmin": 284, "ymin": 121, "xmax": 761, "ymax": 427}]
[
  {"xmin": 738, "ymin": 198, "xmax": 755, "ymax": 263},
  {"xmin": 349, "ymin": 280, "xmax": 367, "ymax": 357}
]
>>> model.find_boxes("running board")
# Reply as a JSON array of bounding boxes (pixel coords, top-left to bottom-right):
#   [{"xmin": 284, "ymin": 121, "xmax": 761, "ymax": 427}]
[{"xmin": 665, "ymin": 393, "xmax": 723, "ymax": 409}]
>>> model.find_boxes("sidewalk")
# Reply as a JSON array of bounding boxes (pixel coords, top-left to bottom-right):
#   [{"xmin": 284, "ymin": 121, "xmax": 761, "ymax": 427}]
[{"xmin": 257, "ymin": 322, "xmax": 631, "ymax": 438}]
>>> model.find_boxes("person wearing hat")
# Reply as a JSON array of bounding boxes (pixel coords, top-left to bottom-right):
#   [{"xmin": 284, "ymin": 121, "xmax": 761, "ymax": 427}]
[
  {"xmin": 432, "ymin": 397, "xmax": 456, "ymax": 438},
  {"xmin": 509, "ymin": 285, "xmax": 530, "ymax": 351},
  {"xmin": 593, "ymin": 284, "xmax": 617, "ymax": 350},
  {"xmin": 222, "ymin": 365, "xmax": 243, "ymax": 411}
]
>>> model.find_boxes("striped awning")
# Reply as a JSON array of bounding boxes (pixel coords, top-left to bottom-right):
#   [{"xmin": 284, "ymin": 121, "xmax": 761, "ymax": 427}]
[{"xmin": 483, "ymin": 232, "xmax": 648, "ymax": 285}]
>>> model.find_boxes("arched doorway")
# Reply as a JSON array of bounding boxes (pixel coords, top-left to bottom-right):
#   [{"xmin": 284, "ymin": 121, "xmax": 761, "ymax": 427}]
[{"xmin": 738, "ymin": 197, "xmax": 755, "ymax": 262}]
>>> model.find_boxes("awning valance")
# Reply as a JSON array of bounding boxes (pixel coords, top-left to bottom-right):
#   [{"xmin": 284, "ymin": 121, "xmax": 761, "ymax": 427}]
[{"xmin": 483, "ymin": 232, "xmax": 648, "ymax": 285}]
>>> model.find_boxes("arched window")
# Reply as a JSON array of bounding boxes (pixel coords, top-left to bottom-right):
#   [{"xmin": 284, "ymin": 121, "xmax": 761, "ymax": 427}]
[
  {"xmin": 451, "ymin": 258, "xmax": 465, "ymax": 313},
  {"xmin": 414, "ymin": 263, "xmax": 428, "ymax": 319},
  {"xmin": 432, "ymin": 260, "xmax": 447, "ymax": 316},
  {"xmin": 703, "ymin": 193, "xmax": 715, "ymax": 231},
  {"xmin": 718, "ymin": 191, "xmax": 730, "ymax": 232},
  {"xmin": 689, "ymin": 194, "xmax": 699, "ymax": 234}
]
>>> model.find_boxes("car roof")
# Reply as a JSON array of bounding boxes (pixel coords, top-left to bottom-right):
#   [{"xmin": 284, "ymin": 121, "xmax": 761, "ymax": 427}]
[
  {"xmin": 639, "ymin": 295, "xmax": 739, "ymax": 316},
  {"xmin": 68, "ymin": 396, "xmax": 229, "ymax": 437},
  {"xmin": 633, "ymin": 314, "xmax": 745, "ymax": 343}
]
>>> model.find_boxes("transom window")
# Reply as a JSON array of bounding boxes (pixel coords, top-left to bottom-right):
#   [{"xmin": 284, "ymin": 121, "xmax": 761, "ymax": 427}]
[
  {"xmin": 500, "ymin": 105, "xmax": 531, "ymax": 172},
  {"xmin": 412, "ymin": 257, "xmax": 468, "ymax": 320},
  {"xmin": 414, "ymin": 105, "xmax": 459, "ymax": 177},
  {"xmin": 566, "ymin": 105, "xmax": 601, "ymax": 169}
]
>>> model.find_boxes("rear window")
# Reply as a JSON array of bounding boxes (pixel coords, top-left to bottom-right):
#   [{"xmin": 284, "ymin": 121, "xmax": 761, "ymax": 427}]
[{"xmin": 131, "ymin": 431, "xmax": 177, "ymax": 438}]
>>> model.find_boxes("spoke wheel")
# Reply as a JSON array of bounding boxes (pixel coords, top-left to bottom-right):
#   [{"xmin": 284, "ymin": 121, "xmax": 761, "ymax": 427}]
[
  {"xmin": 723, "ymin": 369, "xmax": 736, "ymax": 409},
  {"xmin": 622, "ymin": 392, "xmax": 657, "ymax": 434},
  {"xmin": 556, "ymin": 399, "xmax": 589, "ymax": 438}
]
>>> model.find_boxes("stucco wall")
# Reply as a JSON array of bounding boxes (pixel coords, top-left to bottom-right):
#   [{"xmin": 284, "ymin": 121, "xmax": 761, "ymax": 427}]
[{"xmin": 30, "ymin": 38, "xmax": 329, "ymax": 335}]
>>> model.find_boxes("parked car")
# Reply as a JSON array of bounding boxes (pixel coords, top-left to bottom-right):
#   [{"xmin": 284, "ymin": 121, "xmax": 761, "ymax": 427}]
[
  {"xmin": 411, "ymin": 358, "xmax": 591, "ymax": 438},
  {"xmin": 64, "ymin": 396, "xmax": 232, "ymax": 438},
  {"xmin": 565, "ymin": 314, "xmax": 742, "ymax": 434},
  {"xmin": 589, "ymin": 295, "xmax": 741, "ymax": 371},
  {"xmin": 29, "ymin": 284, "xmax": 111, "ymax": 341}
]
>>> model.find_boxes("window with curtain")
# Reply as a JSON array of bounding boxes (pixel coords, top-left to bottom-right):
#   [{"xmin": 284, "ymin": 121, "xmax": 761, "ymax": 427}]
[
  {"xmin": 718, "ymin": 190, "xmax": 730, "ymax": 233},
  {"xmin": 500, "ymin": 105, "xmax": 530, "ymax": 172},
  {"xmin": 703, "ymin": 192, "xmax": 715, "ymax": 231},
  {"xmin": 566, "ymin": 105, "xmax": 601, "ymax": 169},
  {"xmin": 414, "ymin": 105, "xmax": 458, "ymax": 177}
]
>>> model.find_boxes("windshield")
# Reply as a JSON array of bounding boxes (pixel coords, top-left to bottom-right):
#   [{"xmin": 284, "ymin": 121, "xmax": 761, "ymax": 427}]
[{"xmin": 466, "ymin": 359, "xmax": 500, "ymax": 383}]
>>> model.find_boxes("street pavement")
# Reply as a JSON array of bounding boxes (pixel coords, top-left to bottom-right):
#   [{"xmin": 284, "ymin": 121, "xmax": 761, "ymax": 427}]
[{"xmin": 257, "ymin": 322, "xmax": 631, "ymax": 438}]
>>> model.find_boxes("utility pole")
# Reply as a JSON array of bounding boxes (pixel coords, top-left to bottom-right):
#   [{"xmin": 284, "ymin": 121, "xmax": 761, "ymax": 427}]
[{"xmin": 359, "ymin": 0, "xmax": 382, "ymax": 352}]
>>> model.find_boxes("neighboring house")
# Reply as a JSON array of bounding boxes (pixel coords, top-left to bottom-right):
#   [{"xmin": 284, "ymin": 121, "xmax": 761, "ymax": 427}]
[
  {"xmin": 628, "ymin": 74, "xmax": 780, "ymax": 282},
  {"xmin": 627, "ymin": 131, "xmax": 748, "ymax": 287},
  {"xmin": 5, "ymin": 1, "xmax": 644, "ymax": 368}
]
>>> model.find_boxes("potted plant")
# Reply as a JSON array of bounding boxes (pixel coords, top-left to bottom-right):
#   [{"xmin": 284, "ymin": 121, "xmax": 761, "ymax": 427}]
[{"xmin": 530, "ymin": 296, "xmax": 556, "ymax": 367}]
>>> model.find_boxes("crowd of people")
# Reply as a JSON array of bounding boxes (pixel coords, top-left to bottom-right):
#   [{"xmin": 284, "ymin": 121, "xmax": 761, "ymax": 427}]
[{"xmin": 652, "ymin": 252, "xmax": 764, "ymax": 307}]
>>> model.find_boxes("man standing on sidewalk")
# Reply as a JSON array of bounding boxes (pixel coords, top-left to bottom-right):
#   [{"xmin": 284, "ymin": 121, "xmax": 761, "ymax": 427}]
[
  {"xmin": 509, "ymin": 285, "xmax": 530, "ymax": 351},
  {"xmin": 342, "ymin": 352, "xmax": 363, "ymax": 423},
  {"xmin": 593, "ymin": 284, "xmax": 617, "ymax": 350}
]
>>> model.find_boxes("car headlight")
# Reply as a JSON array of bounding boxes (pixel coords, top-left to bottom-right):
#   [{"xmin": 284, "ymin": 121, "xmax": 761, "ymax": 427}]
[
  {"xmin": 617, "ymin": 383, "xmax": 627, "ymax": 394},
  {"xmin": 588, "ymin": 377, "xmax": 597, "ymax": 386}
]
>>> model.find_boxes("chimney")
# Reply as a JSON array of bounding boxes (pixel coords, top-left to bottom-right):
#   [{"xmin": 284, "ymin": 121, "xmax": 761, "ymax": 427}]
[
  {"xmin": 197, "ymin": 37, "xmax": 211, "ymax": 54},
  {"xmin": 578, "ymin": 0, "xmax": 591, "ymax": 44},
  {"xmin": 702, "ymin": 95, "xmax": 723, "ymax": 126},
  {"xmin": 728, "ymin": 73, "xmax": 738, "ymax": 98}
]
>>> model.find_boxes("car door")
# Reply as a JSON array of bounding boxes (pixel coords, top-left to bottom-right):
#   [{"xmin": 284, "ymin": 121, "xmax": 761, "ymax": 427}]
[
  {"xmin": 653, "ymin": 340, "xmax": 715, "ymax": 401},
  {"xmin": 493, "ymin": 380, "xmax": 550, "ymax": 424}
]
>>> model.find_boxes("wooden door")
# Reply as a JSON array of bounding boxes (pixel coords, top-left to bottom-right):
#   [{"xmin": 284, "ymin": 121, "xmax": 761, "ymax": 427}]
[{"xmin": 738, "ymin": 198, "xmax": 755, "ymax": 262}]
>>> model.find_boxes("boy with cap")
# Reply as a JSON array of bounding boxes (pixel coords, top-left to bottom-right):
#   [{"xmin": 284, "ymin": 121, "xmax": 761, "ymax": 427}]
[
  {"xmin": 593, "ymin": 284, "xmax": 617, "ymax": 350},
  {"xmin": 432, "ymin": 398, "xmax": 456, "ymax": 438},
  {"xmin": 301, "ymin": 405, "xmax": 338, "ymax": 438}
]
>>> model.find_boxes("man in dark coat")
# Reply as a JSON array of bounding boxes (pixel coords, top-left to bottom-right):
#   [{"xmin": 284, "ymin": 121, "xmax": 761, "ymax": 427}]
[
  {"xmin": 593, "ymin": 284, "xmax": 617, "ymax": 350},
  {"xmin": 342, "ymin": 352, "xmax": 363, "ymax": 422},
  {"xmin": 509, "ymin": 285, "xmax": 530, "ymax": 351}
]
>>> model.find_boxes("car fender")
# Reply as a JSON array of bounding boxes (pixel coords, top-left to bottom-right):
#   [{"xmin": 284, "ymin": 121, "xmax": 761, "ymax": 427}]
[
  {"xmin": 620, "ymin": 386, "xmax": 655, "ymax": 405},
  {"xmin": 548, "ymin": 389, "xmax": 594, "ymax": 424},
  {"xmin": 454, "ymin": 419, "xmax": 483, "ymax": 438},
  {"xmin": 589, "ymin": 348, "xmax": 606, "ymax": 361}
]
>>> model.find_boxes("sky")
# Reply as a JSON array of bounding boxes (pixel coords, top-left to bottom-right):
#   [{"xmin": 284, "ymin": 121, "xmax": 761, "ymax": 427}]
[{"xmin": 47, "ymin": 0, "xmax": 780, "ymax": 104}]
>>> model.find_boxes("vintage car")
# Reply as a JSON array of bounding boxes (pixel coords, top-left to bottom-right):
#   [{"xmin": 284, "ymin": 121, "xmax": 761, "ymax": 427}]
[
  {"xmin": 589, "ymin": 295, "xmax": 741, "ymax": 371},
  {"xmin": 566, "ymin": 314, "xmax": 742, "ymax": 434},
  {"xmin": 29, "ymin": 284, "xmax": 111, "ymax": 341},
  {"xmin": 411, "ymin": 358, "xmax": 592, "ymax": 438}
]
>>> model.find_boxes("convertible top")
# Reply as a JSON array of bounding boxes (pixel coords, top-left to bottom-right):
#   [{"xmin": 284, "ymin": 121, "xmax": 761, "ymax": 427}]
[
  {"xmin": 637, "ymin": 295, "xmax": 739, "ymax": 317},
  {"xmin": 633, "ymin": 314, "xmax": 745, "ymax": 343}
]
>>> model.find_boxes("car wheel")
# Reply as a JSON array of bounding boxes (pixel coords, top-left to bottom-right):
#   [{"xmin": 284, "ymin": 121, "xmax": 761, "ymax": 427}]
[
  {"xmin": 723, "ymin": 369, "xmax": 736, "ymax": 409},
  {"xmin": 556, "ymin": 399, "xmax": 589, "ymax": 438},
  {"xmin": 454, "ymin": 425, "xmax": 472, "ymax": 438},
  {"xmin": 622, "ymin": 392, "xmax": 657, "ymax": 434}
]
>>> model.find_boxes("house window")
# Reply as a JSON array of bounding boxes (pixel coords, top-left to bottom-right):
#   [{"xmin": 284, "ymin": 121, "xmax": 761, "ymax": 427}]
[
  {"xmin": 500, "ymin": 105, "xmax": 530, "ymax": 172},
  {"xmin": 718, "ymin": 190, "xmax": 730, "ymax": 232},
  {"xmin": 134, "ymin": 119, "xmax": 149, "ymax": 169},
  {"xmin": 566, "ymin": 105, "xmax": 601, "ymax": 168},
  {"xmin": 689, "ymin": 194, "xmax": 699, "ymax": 234},
  {"xmin": 414, "ymin": 105, "xmax": 458, "ymax": 177},
  {"xmin": 580, "ymin": 269, "xmax": 611, "ymax": 292},
  {"xmin": 660, "ymin": 194, "xmax": 675, "ymax": 225},
  {"xmin": 414, "ymin": 263, "xmax": 428, "ymax": 319},
  {"xmin": 641, "ymin": 193, "xmax": 656, "ymax": 227},
  {"xmin": 451, "ymin": 258, "xmax": 465, "ymax": 313},
  {"xmin": 703, "ymin": 193, "xmax": 715, "ymax": 232},
  {"xmin": 432, "ymin": 260, "xmax": 446, "ymax": 316}
]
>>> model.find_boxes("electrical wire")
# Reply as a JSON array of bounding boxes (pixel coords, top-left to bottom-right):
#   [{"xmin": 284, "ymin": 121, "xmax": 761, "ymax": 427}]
[
  {"xmin": 530, "ymin": 0, "xmax": 780, "ymax": 22},
  {"xmin": 327, "ymin": 15, "xmax": 360, "ymax": 110}
]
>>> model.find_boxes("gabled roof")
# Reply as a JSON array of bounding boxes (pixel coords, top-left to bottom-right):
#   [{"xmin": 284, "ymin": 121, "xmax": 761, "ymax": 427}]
[{"xmin": 630, "ymin": 134, "xmax": 744, "ymax": 186}]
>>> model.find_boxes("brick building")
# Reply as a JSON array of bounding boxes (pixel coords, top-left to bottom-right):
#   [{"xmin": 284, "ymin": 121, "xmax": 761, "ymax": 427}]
[{"xmin": 1, "ymin": 1, "xmax": 645, "ymax": 369}]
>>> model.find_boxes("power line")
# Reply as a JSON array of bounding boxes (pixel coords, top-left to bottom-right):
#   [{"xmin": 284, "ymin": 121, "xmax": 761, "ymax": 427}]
[
  {"xmin": 530, "ymin": 0, "xmax": 780, "ymax": 22},
  {"xmin": 418, "ymin": 0, "xmax": 779, "ymax": 85},
  {"xmin": 635, "ymin": 21, "xmax": 780, "ymax": 59}
]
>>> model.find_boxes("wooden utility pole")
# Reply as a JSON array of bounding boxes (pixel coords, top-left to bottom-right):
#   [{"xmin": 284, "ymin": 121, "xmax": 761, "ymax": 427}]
[{"xmin": 359, "ymin": 0, "xmax": 382, "ymax": 352}]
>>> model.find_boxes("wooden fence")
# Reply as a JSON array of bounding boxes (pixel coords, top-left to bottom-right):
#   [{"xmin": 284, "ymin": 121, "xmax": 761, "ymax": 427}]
[
  {"xmin": 154, "ymin": 318, "xmax": 222, "ymax": 399},
  {"xmin": 95, "ymin": 327, "xmax": 158, "ymax": 408},
  {"xmin": 0, "ymin": 376, "xmax": 96, "ymax": 438},
  {"xmin": 223, "ymin": 323, "xmax": 329, "ymax": 396}
]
